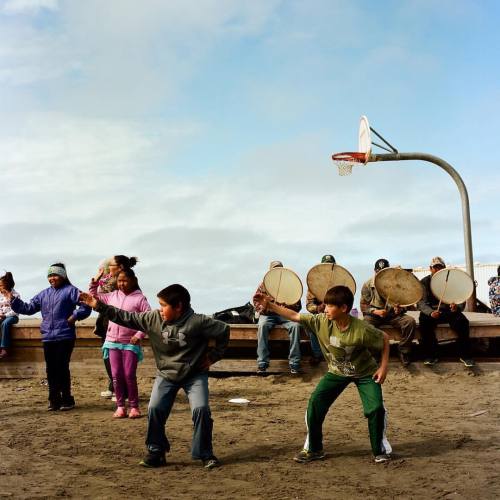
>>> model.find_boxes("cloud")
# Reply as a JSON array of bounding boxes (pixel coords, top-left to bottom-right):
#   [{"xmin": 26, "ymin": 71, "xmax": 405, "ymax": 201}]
[{"xmin": 2, "ymin": 0, "xmax": 57, "ymax": 15}]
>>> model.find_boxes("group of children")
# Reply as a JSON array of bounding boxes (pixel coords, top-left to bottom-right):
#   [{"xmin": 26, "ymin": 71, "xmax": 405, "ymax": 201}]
[{"xmin": 0, "ymin": 258, "xmax": 393, "ymax": 469}]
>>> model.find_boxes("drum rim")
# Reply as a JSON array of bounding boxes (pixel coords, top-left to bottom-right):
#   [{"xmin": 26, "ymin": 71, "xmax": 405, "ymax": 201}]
[
  {"xmin": 306, "ymin": 263, "xmax": 357, "ymax": 300},
  {"xmin": 263, "ymin": 267, "xmax": 303, "ymax": 305},
  {"xmin": 430, "ymin": 267, "xmax": 474, "ymax": 305},
  {"xmin": 374, "ymin": 267, "xmax": 424, "ymax": 307}
]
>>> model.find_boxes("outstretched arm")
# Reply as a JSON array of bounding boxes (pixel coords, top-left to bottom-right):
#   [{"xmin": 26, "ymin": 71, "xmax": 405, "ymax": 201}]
[
  {"xmin": 253, "ymin": 293, "xmax": 300, "ymax": 323},
  {"xmin": 79, "ymin": 292, "xmax": 153, "ymax": 333}
]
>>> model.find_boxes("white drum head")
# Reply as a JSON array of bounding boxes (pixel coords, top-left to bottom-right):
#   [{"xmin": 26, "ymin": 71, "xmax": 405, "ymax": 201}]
[
  {"xmin": 430, "ymin": 268, "xmax": 474, "ymax": 305},
  {"xmin": 263, "ymin": 267, "xmax": 303, "ymax": 305},
  {"xmin": 306, "ymin": 263, "xmax": 356, "ymax": 303},
  {"xmin": 374, "ymin": 268, "xmax": 423, "ymax": 307}
]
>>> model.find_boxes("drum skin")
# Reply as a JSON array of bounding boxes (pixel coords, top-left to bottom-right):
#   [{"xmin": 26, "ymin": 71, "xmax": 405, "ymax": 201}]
[
  {"xmin": 430, "ymin": 268, "xmax": 474, "ymax": 305},
  {"xmin": 306, "ymin": 264, "xmax": 356, "ymax": 303},
  {"xmin": 374, "ymin": 268, "xmax": 423, "ymax": 307},
  {"xmin": 263, "ymin": 267, "xmax": 303, "ymax": 305}
]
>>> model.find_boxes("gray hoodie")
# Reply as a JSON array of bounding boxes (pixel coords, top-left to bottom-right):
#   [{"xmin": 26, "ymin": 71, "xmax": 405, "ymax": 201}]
[{"xmin": 96, "ymin": 303, "xmax": 230, "ymax": 383}]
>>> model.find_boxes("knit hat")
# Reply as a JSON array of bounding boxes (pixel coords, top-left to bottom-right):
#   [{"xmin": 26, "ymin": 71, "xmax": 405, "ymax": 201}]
[
  {"xmin": 269, "ymin": 261, "xmax": 283, "ymax": 270},
  {"xmin": 47, "ymin": 265, "xmax": 67, "ymax": 279},
  {"xmin": 374, "ymin": 258, "xmax": 390, "ymax": 271},
  {"xmin": 430, "ymin": 256, "xmax": 446, "ymax": 268},
  {"xmin": 321, "ymin": 254, "xmax": 336, "ymax": 264}
]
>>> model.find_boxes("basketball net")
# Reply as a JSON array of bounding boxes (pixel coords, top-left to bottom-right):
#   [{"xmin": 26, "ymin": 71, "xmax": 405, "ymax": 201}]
[{"xmin": 331, "ymin": 152, "xmax": 367, "ymax": 176}]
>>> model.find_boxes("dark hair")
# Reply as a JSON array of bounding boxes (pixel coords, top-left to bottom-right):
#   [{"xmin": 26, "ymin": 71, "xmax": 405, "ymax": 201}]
[
  {"xmin": 49, "ymin": 262, "xmax": 71, "ymax": 285},
  {"xmin": 324, "ymin": 285, "xmax": 354, "ymax": 312},
  {"xmin": 497, "ymin": 265, "xmax": 500, "ymax": 277},
  {"xmin": 157, "ymin": 284, "xmax": 191, "ymax": 312},
  {"xmin": 117, "ymin": 268, "xmax": 140, "ymax": 291},
  {"xmin": 0, "ymin": 271, "xmax": 15, "ymax": 291},
  {"xmin": 114, "ymin": 255, "xmax": 138, "ymax": 269}
]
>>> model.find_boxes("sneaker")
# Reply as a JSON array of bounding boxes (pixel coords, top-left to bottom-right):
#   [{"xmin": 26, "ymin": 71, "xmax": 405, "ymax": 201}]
[
  {"xmin": 460, "ymin": 358, "xmax": 475, "ymax": 368},
  {"xmin": 60, "ymin": 397, "xmax": 76, "ymax": 411},
  {"xmin": 203, "ymin": 456, "xmax": 221, "ymax": 469},
  {"xmin": 100, "ymin": 390, "xmax": 113, "ymax": 398},
  {"xmin": 257, "ymin": 366, "xmax": 267, "ymax": 375},
  {"xmin": 399, "ymin": 351, "xmax": 411, "ymax": 367},
  {"xmin": 139, "ymin": 451, "xmax": 167, "ymax": 468},
  {"xmin": 423, "ymin": 357, "xmax": 438, "ymax": 366},
  {"xmin": 374, "ymin": 453, "xmax": 391, "ymax": 463},
  {"xmin": 47, "ymin": 403, "xmax": 60, "ymax": 411},
  {"xmin": 113, "ymin": 406, "xmax": 127, "ymax": 418},
  {"xmin": 128, "ymin": 408, "xmax": 141, "ymax": 419},
  {"xmin": 290, "ymin": 367, "xmax": 301, "ymax": 375},
  {"xmin": 293, "ymin": 449, "xmax": 326, "ymax": 463}
]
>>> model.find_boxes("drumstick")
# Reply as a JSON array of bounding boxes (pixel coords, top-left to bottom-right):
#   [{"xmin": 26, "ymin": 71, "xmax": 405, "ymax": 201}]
[
  {"xmin": 325, "ymin": 264, "xmax": 335, "ymax": 299},
  {"xmin": 436, "ymin": 270, "xmax": 450, "ymax": 311},
  {"xmin": 275, "ymin": 268, "xmax": 284, "ymax": 303}
]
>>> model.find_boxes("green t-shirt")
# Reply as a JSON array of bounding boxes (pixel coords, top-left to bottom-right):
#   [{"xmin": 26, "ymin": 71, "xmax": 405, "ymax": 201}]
[{"xmin": 299, "ymin": 314, "xmax": 384, "ymax": 378}]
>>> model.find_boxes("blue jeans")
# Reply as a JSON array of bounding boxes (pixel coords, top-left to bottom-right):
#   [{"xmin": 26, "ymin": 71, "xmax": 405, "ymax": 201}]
[
  {"xmin": 0, "ymin": 316, "xmax": 19, "ymax": 349},
  {"xmin": 308, "ymin": 331, "xmax": 323, "ymax": 358},
  {"xmin": 257, "ymin": 313, "xmax": 301, "ymax": 369},
  {"xmin": 146, "ymin": 372, "xmax": 214, "ymax": 460}
]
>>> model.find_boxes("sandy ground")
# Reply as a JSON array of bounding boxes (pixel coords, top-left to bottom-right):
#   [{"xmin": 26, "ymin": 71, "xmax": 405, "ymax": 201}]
[{"xmin": 1, "ymin": 363, "xmax": 499, "ymax": 500}]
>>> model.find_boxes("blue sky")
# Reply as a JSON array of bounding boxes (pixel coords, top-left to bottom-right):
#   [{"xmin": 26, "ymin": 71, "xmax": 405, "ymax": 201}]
[{"xmin": 1, "ymin": 0, "xmax": 499, "ymax": 312}]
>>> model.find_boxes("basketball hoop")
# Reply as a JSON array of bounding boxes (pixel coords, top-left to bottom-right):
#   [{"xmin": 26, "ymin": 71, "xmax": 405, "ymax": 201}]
[{"xmin": 331, "ymin": 152, "xmax": 367, "ymax": 176}]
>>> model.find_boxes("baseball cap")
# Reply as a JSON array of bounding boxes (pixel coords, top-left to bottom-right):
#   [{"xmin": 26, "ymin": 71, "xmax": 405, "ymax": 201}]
[
  {"xmin": 430, "ymin": 256, "xmax": 446, "ymax": 268},
  {"xmin": 374, "ymin": 258, "xmax": 390, "ymax": 271},
  {"xmin": 321, "ymin": 254, "xmax": 336, "ymax": 264},
  {"xmin": 269, "ymin": 261, "xmax": 283, "ymax": 269}
]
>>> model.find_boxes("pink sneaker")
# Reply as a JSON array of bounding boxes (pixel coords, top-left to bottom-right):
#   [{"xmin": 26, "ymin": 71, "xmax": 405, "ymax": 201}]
[
  {"xmin": 113, "ymin": 406, "xmax": 127, "ymax": 418},
  {"xmin": 128, "ymin": 408, "xmax": 141, "ymax": 419}
]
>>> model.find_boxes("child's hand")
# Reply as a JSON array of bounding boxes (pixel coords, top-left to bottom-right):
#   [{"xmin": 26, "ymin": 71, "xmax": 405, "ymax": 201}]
[
  {"xmin": 79, "ymin": 292, "xmax": 98, "ymax": 309},
  {"xmin": 130, "ymin": 335, "xmax": 140, "ymax": 345},
  {"xmin": 67, "ymin": 316, "xmax": 76, "ymax": 326},
  {"xmin": 372, "ymin": 366, "xmax": 387, "ymax": 384},
  {"xmin": 93, "ymin": 268, "xmax": 104, "ymax": 282}
]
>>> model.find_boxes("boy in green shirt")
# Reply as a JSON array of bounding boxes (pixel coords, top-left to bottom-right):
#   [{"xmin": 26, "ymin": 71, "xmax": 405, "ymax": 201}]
[{"xmin": 254, "ymin": 285, "xmax": 392, "ymax": 463}]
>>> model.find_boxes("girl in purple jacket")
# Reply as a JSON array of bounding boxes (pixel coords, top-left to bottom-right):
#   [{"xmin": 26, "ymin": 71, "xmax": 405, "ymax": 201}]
[
  {"xmin": 90, "ymin": 268, "xmax": 150, "ymax": 419},
  {"xmin": 8, "ymin": 264, "xmax": 91, "ymax": 411}
]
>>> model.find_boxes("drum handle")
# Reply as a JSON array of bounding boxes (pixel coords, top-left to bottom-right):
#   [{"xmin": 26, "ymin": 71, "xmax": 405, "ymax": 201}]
[{"xmin": 436, "ymin": 270, "xmax": 451, "ymax": 311}]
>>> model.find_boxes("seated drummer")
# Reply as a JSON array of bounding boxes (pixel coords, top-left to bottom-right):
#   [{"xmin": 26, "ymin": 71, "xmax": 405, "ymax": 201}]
[
  {"xmin": 254, "ymin": 261, "xmax": 302, "ymax": 375},
  {"xmin": 305, "ymin": 254, "xmax": 336, "ymax": 366},
  {"xmin": 360, "ymin": 258, "xmax": 416, "ymax": 366},
  {"xmin": 417, "ymin": 256, "xmax": 474, "ymax": 367}
]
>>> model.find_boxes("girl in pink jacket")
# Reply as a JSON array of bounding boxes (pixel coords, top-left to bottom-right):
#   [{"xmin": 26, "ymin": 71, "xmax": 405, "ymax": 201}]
[{"xmin": 90, "ymin": 268, "xmax": 150, "ymax": 418}]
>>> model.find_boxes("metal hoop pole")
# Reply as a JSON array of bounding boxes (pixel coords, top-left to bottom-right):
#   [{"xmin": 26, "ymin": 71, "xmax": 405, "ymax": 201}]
[{"xmin": 369, "ymin": 152, "xmax": 476, "ymax": 311}]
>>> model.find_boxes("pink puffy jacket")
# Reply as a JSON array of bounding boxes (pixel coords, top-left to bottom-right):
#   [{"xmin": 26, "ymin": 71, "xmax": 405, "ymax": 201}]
[{"xmin": 89, "ymin": 280, "xmax": 151, "ymax": 344}]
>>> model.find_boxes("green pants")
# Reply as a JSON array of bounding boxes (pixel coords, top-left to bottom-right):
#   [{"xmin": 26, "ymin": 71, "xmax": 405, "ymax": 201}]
[{"xmin": 304, "ymin": 372, "xmax": 391, "ymax": 456}]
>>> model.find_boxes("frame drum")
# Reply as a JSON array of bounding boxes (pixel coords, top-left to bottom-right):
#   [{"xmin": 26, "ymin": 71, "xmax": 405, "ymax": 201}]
[
  {"xmin": 306, "ymin": 264, "xmax": 356, "ymax": 303},
  {"xmin": 430, "ymin": 268, "xmax": 474, "ymax": 305},
  {"xmin": 263, "ymin": 267, "xmax": 303, "ymax": 305},
  {"xmin": 374, "ymin": 268, "xmax": 423, "ymax": 307}
]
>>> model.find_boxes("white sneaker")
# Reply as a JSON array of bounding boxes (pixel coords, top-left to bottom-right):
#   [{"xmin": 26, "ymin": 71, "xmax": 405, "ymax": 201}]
[{"xmin": 100, "ymin": 390, "xmax": 113, "ymax": 399}]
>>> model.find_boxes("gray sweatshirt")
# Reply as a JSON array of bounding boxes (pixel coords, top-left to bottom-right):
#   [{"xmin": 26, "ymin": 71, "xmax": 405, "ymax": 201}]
[{"xmin": 96, "ymin": 303, "xmax": 230, "ymax": 383}]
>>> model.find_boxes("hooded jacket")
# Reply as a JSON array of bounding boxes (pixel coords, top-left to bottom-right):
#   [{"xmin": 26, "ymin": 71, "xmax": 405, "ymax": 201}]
[
  {"xmin": 89, "ymin": 280, "xmax": 150, "ymax": 343},
  {"xmin": 95, "ymin": 302, "xmax": 230, "ymax": 382},
  {"xmin": 11, "ymin": 284, "xmax": 91, "ymax": 342}
]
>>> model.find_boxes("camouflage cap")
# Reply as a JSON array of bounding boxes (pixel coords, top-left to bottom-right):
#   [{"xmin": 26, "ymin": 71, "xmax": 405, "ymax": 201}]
[{"xmin": 321, "ymin": 254, "xmax": 336, "ymax": 264}]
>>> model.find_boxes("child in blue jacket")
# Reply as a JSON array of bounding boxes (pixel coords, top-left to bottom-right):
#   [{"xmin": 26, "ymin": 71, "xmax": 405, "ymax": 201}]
[{"xmin": 7, "ymin": 263, "xmax": 91, "ymax": 410}]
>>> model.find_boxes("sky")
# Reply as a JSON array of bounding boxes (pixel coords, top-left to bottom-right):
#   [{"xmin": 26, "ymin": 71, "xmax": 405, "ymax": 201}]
[{"xmin": 1, "ymin": 0, "xmax": 499, "ymax": 313}]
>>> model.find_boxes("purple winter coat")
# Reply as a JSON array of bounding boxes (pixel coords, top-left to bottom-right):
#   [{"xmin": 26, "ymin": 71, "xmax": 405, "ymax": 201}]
[{"xmin": 11, "ymin": 284, "xmax": 91, "ymax": 342}]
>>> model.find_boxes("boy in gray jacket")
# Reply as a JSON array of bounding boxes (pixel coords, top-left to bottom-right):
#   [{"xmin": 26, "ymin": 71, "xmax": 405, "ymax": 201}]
[{"xmin": 80, "ymin": 284, "xmax": 230, "ymax": 469}]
